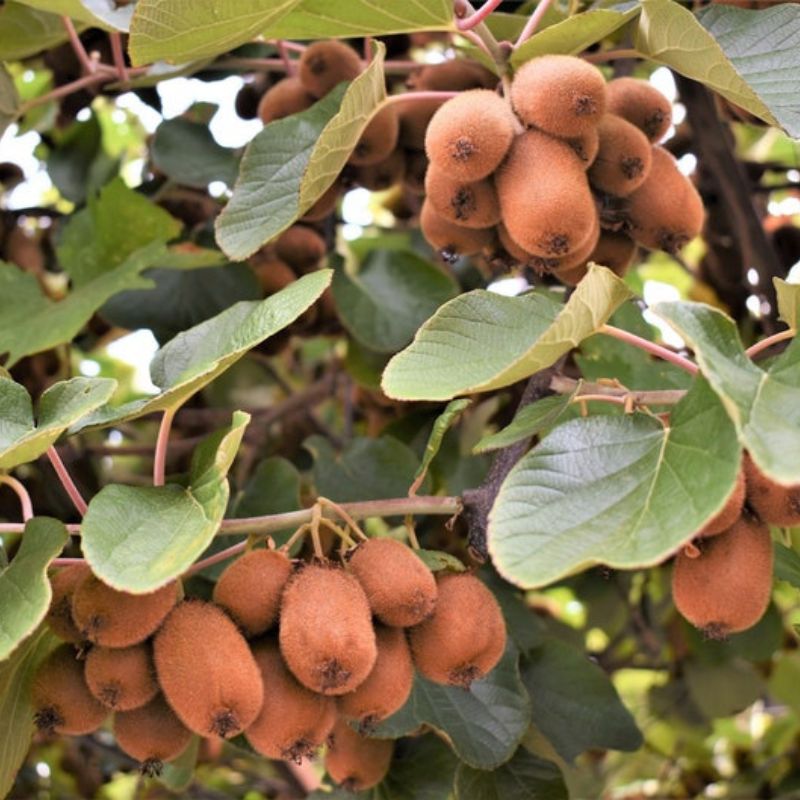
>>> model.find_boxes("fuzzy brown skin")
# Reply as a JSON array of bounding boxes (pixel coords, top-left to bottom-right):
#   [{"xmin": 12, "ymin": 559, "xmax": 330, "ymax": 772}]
[
  {"xmin": 246, "ymin": 638, "xmax": 336, "ymax": 762},
  {"xmin": 351, "ymin": 105, "xmax": 400, "ymax": 166},
  {"xmin": 698, "ymin": 468, "xmax": 746, "ymax": 538},
  {"xmin": 406, "ymin": 60, "xmax": 498, "ymax": 92},
  {"xmin": 347, "ymin": 538, "xmax": 438, "ymax": 627},
  {"xmin": 257, "ymin": 77, "xmax": 315, "ymax": 125},
  {"xmin": 510, "ymin": 55, "xmax": 607, "ymax": 138},
  {"xmin": 46, "ymin": 564, "xmax": 91, "ymax": 643},
  {"xmin": 398, "ymin": 100, "xmax": 446, "ymax": 151},
  {"xmin": 561, "ymin": 127, "xmax": 600, "ymax": 169},
  {"xmin": 625, "ymin": 147, "xmax": 704, "ymax": 253},
  {"xmin": 279, "ymin": 563, "xmax": 377, "ymax": 696},
  {"xmin": 32, "ymin": 644, "xmax": 108, "ymax": 735},
  {"xmin": 744, "ymin": 452, "xmax": 800, "ymax": 527},
  {"xmin": 672, "ymin": 515, "xmax": 773, "ymax": 638},
  {"xmin": 586, "ymin": 231, "xmax": 638, "ymax": 277},
  {"xmin": 71, "ymin": 575, "xmax": 178, "ymax": 648},
  {"xmin": 425, "ymin": 90, "xmax": 515, "ymax": 182},
  {"xmin": 153, "ymin": 600, "xmax": 263, "ymax": 738},
  {"xmin": 85, "ymin": 643, "xmax": 159, "ymax": 711},
  {"xmin": 354, "ymin": 150, "xmax": 406, "ymax": 192},
  {"xmin": 212, "ymin": 549, "xmax": 292, "ymax": 638},
  {"xmin": 408, "ymin": 572, "xmax": 506, "ymax": 688},
  {"xmin": 496, "ymin": 130, "xmax": 596, "ymax": 258},
  {"xmin": 588, "ymin": 114, "xmax": 653, "ymax": 197},
  {"xmin": 546, "ymin": 214, "xmax": 602, "ymax": 285},
  {"xmin": 274, "ymin": 225, "xmax": 326, "ymax": 273},
  {"xmin": 606, "ymin": 77, "xmax": 673, "ymax": 143},
  {"xmin": 114, "ymin": 694, "xmax": 193, "ymax": 773},
  {"xmin": 420, "ymin": 200, "xmax": 495, "ymax": 261},
  {"xmin": 249, "ymin": 253, "xmax": 297, "ymax": 296},
  {"xmin": 299, "ymin": 40, "xmax": 362, "ymax": 99},
  {"xmin": 325, "ymin": 718, "xmax": 394, "ymax": 791},
  {"xmin": 497, "ymin": 222, "xmax": 534, "ymax": 264},
  {"xmin": 424, "ymin": 165, "xmax": 502, "ymax": 230}
]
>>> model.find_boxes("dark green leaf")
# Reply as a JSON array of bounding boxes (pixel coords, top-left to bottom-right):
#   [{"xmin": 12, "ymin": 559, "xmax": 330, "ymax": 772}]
[
  {"xmin": 0, "ymin": 2, "xmax": 68, "ymax": 60},
  {"xmin": 374, "ymin": 735, "xmax": 459, "ymax": 800},
  {"xmin": 0, "ymin": 65, "xmax": 20, "ymax": 139},
  {"xmin": 775, "ymin": 543, "xmax": 800, "ymax": 588},
  {"xmin": 455, "ymin": 748, "xmax": 567, "ymax": 800},
  {"xmin": 684, "ymin": 659, "xmax": 763, "ymax": 719},
  {"xmin": 412, "ymin": 399, "xmax": 470, "ymax": 491}
]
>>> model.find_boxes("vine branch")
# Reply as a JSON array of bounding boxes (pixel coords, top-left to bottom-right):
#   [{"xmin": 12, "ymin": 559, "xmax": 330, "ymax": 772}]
[{"xmin": 550, "ymin": 375, "xmax": 687, "ymax": 407}]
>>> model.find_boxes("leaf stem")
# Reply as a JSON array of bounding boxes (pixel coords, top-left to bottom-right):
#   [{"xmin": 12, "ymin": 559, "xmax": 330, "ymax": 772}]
[
  {"xmin": 0, "ymin": 522, "xmax": 81, "ymax": 535},
  {"xmin": 746, "ymin": 328, "xmax": 795, "ymax": 359},
  {"xmin": 514, "ymin": 0, "xmax": 555, "ymax": 48},
  {"xmin": 109, "ymin": 32, "xmax": 129, "ymax": 83},
  {"xmin": 599, "ymin": 325, "xmax": 699, "ymax": 375},
  {"xmin": 184, "ymin": 541, "xmax": 248, "ymax": 576},
  {"xmin": 62, "ymin": 16, "xmax": 98, "ymax": 74},
  {"xmin": 455, "ymin": 1, "xmax": 506, "ymax": 68},
  {"xmin": 51, "ymin": 557, "xmax": 85, "ymax": 568},
  {"xmin": 18, "ymin": 72, "xmax": 108, "ymax": 115},
  {"xmin": 47, "ymin": 447, "xmax": 88, "ymax": 516},
  {"xmin": 0, "ymin": 474, "xmax": 34, "ymax": 521},
  {"xmin": 276, "ymin": 40, "xmax": 295, "ymax": 76},
  {"xmin": 455, "ymin": 0, "xmax": 504, "ymax": 31},
  {"xmin": 153, "ymin": 407, "xmax": 177, "ymax": 487}
]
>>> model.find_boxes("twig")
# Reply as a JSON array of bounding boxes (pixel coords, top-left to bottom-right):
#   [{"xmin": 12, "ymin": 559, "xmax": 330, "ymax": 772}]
[
  {"xmin": 18, "ymin": 72, "xmax": 107, "ymax": 115},
  {"xmin": 61, "ymin": 16, "xmax": 98, "ymax": 74},
  {"xmin": 746, "ymin": 328, "xmax": 795, "ymax": 359},
  {"xmin": 514, "ymin": 0, "xmax": 556, "ymax": 48},
  {"xmin": 0, "ymin": 474, "xmax": 34, "ymax": 521},
  {"xmin": 550, "ymin": 375, "xmax": 687, "ymax": 406},
  {"xmin": 599, "ymin": 325, "xmax": 699, "ymax": 375},
  {"xmin": 153, "ymin": 407, "xmax": 177, "ymax": 487},
  {"xmin": 46, "ymin": 447, "xmax": 88, "ymax": 516},
  {"xmin": 456, "ymin": 0, "xmax": 504, "ymax": 31},
  {"xmin": 109, "ymin": 32, "xmax": 128, "ymax": 83}
]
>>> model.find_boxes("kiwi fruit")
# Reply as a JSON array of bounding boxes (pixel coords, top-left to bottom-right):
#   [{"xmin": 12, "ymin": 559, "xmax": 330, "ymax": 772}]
[
  {"xmin": 425, "ymin": 90, "xmax": 516, "ymax": 182},
  {"xmin": 497, "ymin": 222, "xmax": 534, "ymax": 265},
  {"xmin": 354, "ymin": 149, "xmax": 406, "ymax": 192},
  {"xmin": 299, "ymin": 40, "xmax": 362, "ymax": 99},
  {"xmin": 113, "ymin": 694, "xmax": 193, "ymax": 776},
  {"xmin": 346, "ymin": 538, "xmax": 437, "ymax": 627},
  {"xmin": 46, "ymin": 564, "xmax": 91, "ymax": 643},
  {"xmin": 562, "ymin": 127, "xmax": 600, "ymax": 169},
  {"xmin": 249, "ymin": 253, "xmax": 298, "ymax": 295},
  {"xmin": 325, "ymin": 717, "xmax": 394, "ymax": 791},
  {"xmin": 698, "ymin": 467, "xmax": 746, "ymax": 538},
  {"xmin": 84, "ymin": 643, "xmax": 159, "ymax": 711},
  {"xmin": 301, "ymin": 181, "xmax": 342, "ymax": 222},
  {"xmin": 586, "ymin": 231, "xmax": 638, "ymax": 277},
  {"xmin": 605, "ymin": 77, "xmax": 672, "ymax": 143},
  {"xmin": 351, "ymin": 105, "xmax": 400, "ymax": 166},
  {"xmin": 545, "ymin": 214, "xmax": 602, "ymax": 284},
  {"xmin": 408, "ymin": 572, "xmax": 506, "ymax": 688},
  {"xmin": 337, "ymin": 625, "xmax": 414, "ymax": 729},
  {"xmin": 246, "ymin": 638, "xmax": 336, "ymax": 762},
  {"xmin": 71, "ymin": 575, "xmax": 178, "ymax": 648},
  {"xmin": 153, "ymin": 600, "xmax": 264, "ymax": 738},
  {"xmin": 625, "ymin": 147, "xmax": 704, "ymax": 253},
  {"xmin": 398, "ymin": 99, "xmax": 447, "ymax": 151},
  {"xmin": 407, "ymin": 60, "xmax": 497, "ymax": 92},
  {"xmin": 496, "ymin": 130, "xmax": 597, "ymax": 257},
  {"xmin": 257, "ymin": 77, "xmax": 315, "ymax": 125},
  {"xmin": 420, "ymin": 200, "xmax": 495, "ymax": 261},
  {"xmin": 212, "ymin": 549, "xmax": 292, "ymax": 638},
  {"xmin": 424, "ymin": 165, "xmax": 502, "ymax": 229},
  {"xmin": 588, "ymin": 114, "xmax": 653, "ymax": 197},
  {"xmin": 32, "ymin": 644, "xmax": 108, "ymax": 735},
  {"xmin": 510, "ymin": 55, "xmax": 606, "ymax": 138},
  {"xmin": 274, "ymin": 225, "xmax": 326, "ymax": 273},
  {"xmin": 744, "ymin": 452, "xmax": 800, "ymax": 527},
  {"xmin": 403, "ymin": 150, "xmax": 428, "ymax": 195},
  {"xmin": 672, "ymin": 514, "xmax": 773, "ymax": 638},
  {"xmin": 279, "ymin": 563, "xmax": 377, "ymax": 696}
]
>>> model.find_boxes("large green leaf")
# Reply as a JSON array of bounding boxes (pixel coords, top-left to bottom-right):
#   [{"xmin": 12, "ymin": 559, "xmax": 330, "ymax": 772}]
[
  {"xmin": 0, "ymin": 377, "xmax": 116, "ymax": 470},
  {"xmin": 73, "ymin": 269, "xmax": 332, "ymax": 431},
  {"xmin": 0, "ymin": 2, "xmax": 68, "ymax": 60},
  {"xmin": 0, "ymin": 519, "xmax": 68, "ymax": 661},
  {"xmin": 216, "ymin": 48, "xmax": 387, "ymax": 260},
  {"xmin": 488, "ymin": 378, "xmax": 740, "ymax": 589},
  {"xmin": 81, "ymin": 413, "xmax": 249, "ymax": 593},
  {"xmin": 413, "ymin": 399, "xmax": 471, "ymax": 490},
  {"xmin": 455, "ymin": 748, "xmax": 567, "ymax": 800},
  {"xmin": 521, "ymin": 640, "xmax": 643, "ymax": 762},
  {"xmin": 654, "ymin": 301, "xmax": 800, "ymax": 484},
  {"xmin": 382, "ymin": 266, "xmax": 633, "ymax": 401},
  {"xmin": 374, "ymin": 646, "xmax": 531, "ymax": 770},
  {"xmin": 12, "ymin": 0, "xmax": 130, "ymax": 29},
  {"xmin": 0, "ymin": 65, "xmax": 20, "ymax": 140},
  {"xmin": 775, "ymin": 278, "xmax": 800, "ymax": 330},
  {"xmin": 128, "ymin": 0, "xmax": 302, "ymax": 66}
]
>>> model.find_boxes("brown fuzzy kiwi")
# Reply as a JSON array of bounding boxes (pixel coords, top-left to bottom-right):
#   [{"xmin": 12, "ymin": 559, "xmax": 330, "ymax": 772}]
[
  {"xmin": 606, "ymin": 77, "xmax": 673, "ymax": 143},
  {"xmin": 337, "ymin": 625, "xmax": 414, "ymax": 729},
  {"xmin": 354, "ymin": 149, "xmax": 406, "ymax": 192},
  {"xmin": 274, "ymin": 225, "xmax": 326, "ymax": 273},
  {"xmin": 325, "ymin": 717, "xmax": 394, "ymax": 792},
  {"xmin": 257, "ymin": 77, "xmax": 315, "ymax": 125},
  {"xmin": 32, "ymin": 644, "xmax": 108, "ymax": 735},
  {"xmin": 298, "ymin": 40, "xmax": 362, "ymax": 99},
  {"xmin": 407, "ymin": 60, "xmax": 497, "ymax": 92},
  {"xmin": 510, "ymin": 55, "xmax": 607, "ymax": 138},
  {"xmin": 279, "ymin": 563, "xmax": 377, "ymax": 696},
  {"xmin": 561, "ymin": 127, "xmax": 600, "ymax": 169},
  {"xmin": 249, "ymin": 252, "xmax": 297, "ymax": 295},
  {"xmin": 46, "ymin": 563, "xmax": 91, "ymax": 643},
  {"xmin": 71, "ymin": 575, "xmax": 178, "ymax": 648},
  {"xmin": 84, "ymin": 643, "xmax": 158, "ymax": 711},
  {"xmin": 246, "ymin": 638, "xmax": 336, "ymax": 762},
  {"xmin": 497, "ymin": 223, "xmax": 534, "ymax": 264},
  {"xmin": 544, "ymin": 214, "xmax": 602, "ymax": 284},
  {"xmin": 153, "ymin": 600, "xmax": 264, "ymax": 738},
  {"xmin": 588, "ymin": 114, "xmax": 653, "ymax": 197},
  {"xmin": 496, "ymin": 130, "xmax": 597, "ymax": 258},
  {"xmin": 744, "ymin": 452, "xmax": 800, "ymax": 527},
  {"xmin": 113, "ymin": 694, "xmax": 193, "ymax": 776},
  {"xmin": 586, "ymin": 231, "xmax": 638, "ymax": 277},
  {"xmin": 403, "ymin": 150, "xmax": 428, "ymax": 195},
  {"xmin": 424, "ymin": 165, "xmax": 502, "ymax": 229},
  {"xmin": 212, "ymin": 549, "xmax": 292, "ymax": 638},
  {"xmin": 301, "ymin": 181, "xmax": 341, "ymax": 221},
  {"xmin": 420, "ymin": 200, "xmax": 495, "ymax": 262},
  {"xmin": 672, "ymin": 515, "xmax": 773, "ymax": 638},
  {"xmin": 346, "ymin": 538, "xmax": 437, "ymax": 627},
  {"xmin": 398, "ymin": 99, "xmax": 446, "ymax": 152},
  {"xmin": 625, "ymin": 147, "xmax": 704, "ymax": 253},
  {"xmin": 698, "ymin": 468, "xmax": 746, "ymax": 538},
  {"xmin": 425, "ymin": 90, "xmax": 516, "ymax": 182},
  {"xmin": 408, "ymin": 572, "xmax": 506, "ymax": 688},
  {"xmin": 351, "ymin": 105, "xmax": 400, "ymax": 166}
]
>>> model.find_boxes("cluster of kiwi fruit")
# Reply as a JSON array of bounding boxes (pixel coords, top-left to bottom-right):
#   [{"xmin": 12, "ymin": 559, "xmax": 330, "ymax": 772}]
[
  {"xmin": 37, "ymin": 537, "xmax": 506, "ymax": 790},
  {"xmin": 672, "ymin": 454, "xmax": 800, "ymax": 639}
]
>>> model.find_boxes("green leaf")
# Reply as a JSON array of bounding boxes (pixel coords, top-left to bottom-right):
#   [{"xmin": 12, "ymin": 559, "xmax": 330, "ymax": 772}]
[
  {"xmin": 73, "ymin": 270, "xmax": 332, "ymax": 431},
  {"xmin": 521, "ymin": 640, "xmax": 643, "ymax": 762},
  {"xmin": 455, "ymin": 748, "xmax": 567, "ymax": 800},
  {"xmin": 216, "ymin": 48, "xmax": 387, "ymax": 260},
  {"xmin": 374, "ymin": 735, "xmax": 459, "ymax": 800},
  {"xmin": 412, "ymin": 399, "xmax": 470, "ymax": 491},
  {"xmin": 156, "ymin": 735, "xmax": 199, "ymax": 792},
  {"xmin": 382, "ymin": 266, "xmax": 633, "ymax": 401},
  {"xmin": 12, "ymin": 0, "xmax": 128, "ymax": 29},
  {"xmin": 128, "ymin": 0, "xmax": 302, "ymax": 66},
  {"xmin": 654, "ymin": 301, "xmax": 800, "ymax": 484},
  {"xmin": 684, "ymin": 659, "xmax": 763, "ymax": 719},
  {"xmin": 0, "ymin": 377, "xmax": 116, "ymax": 469},
  {"xmin": 0, "ymin": 65, "xmax": 20, "ymax": 140},
  {"xmin": 488, "ymin": 377, "xmax": 740, "ymax": 589},
  {"xmin": 0, "ymin": 519, "xmax": 68, "ymax": 661},
  {"xmin": 81, "ymin": 413, "xmax": 249, "ymax": 593},
  {"xmin": 774, "ymin": 542, "xmax": 800, "ymax": 588},
  {"xmin": 375, "ymin": 646, "xmax": 531, "ymax": 770},
  {"xmin": 775, "ymin": 278, "xmax": 800, "ymax": 330},
  {"xmin": 0, "ymin": 2, "xmax": 68, "ymax": 60},
  {"xmin": 415, "ymin": 549, "xmax": 466, "ymax": 573},
  {"xmin": 332, "ymin": 250, "xmax": 458, "ymax": 354}
]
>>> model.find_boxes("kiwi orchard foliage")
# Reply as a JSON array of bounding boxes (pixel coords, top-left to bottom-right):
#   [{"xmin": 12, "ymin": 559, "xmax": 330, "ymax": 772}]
[{"xmin": 1, "ymin": 0, "xmax": 800, "ymax": 797}]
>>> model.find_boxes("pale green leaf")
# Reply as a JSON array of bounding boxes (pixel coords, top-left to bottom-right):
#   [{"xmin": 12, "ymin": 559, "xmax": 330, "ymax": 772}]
[
  {"xmin": 413, "ymin": 399, "xmax": 470, "ymax": 489},
  {"xmin": 455, "ymin": 748, "xmax": 567, "ymax": 800},
  {"xmin": 414, "ymin": 549, "xmax": 466, "ymax": 573},
  {"xmin": 774, "ymin": 543, "xmax": 800, "ymax": 588},
  {"xmin": 11, "ymin": 0, "xmax": 115, "ymax": 29},
  {"xmin": 0, "ymin": 2, "xmax": 68, "ymax": 60},
  {"xmin": 0, "ymin": 65, "xmax": 20, "ymax": 140},
  {"xmin": 775, "ymin": 278, "xmax": 800, "ymax": 330}
]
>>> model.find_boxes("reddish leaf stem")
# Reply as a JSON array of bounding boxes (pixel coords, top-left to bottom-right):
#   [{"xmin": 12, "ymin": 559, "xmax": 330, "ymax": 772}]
[
  {"xmin": 51, "ymin": 558, "xmax": 85, "ymax": 568},
  {"xmin": 109, "ymin": 32, "xmax": 129, "ymax": 83},
  {"xmin": 276, "ymin": 40, "xmax": 295, "ymax": 75},
  {"xmin": 61, "ymin": 16, "xmax": 98, "ymax": 74},
  {"xmin": 514, "ymin": 0, "xmax": 556, "ymax": 48},
  {"xmin": 153, "ymin": 407, "xmax": 177, "ymax": 487},
  {"xmin": 0, "ymin": 474, "xmax": 34, "ymax": 521},
  {"xmin": 746, "ymin": 328, "xmax": 795, "ymax": 359},
  {"xmin": 184, "ymin": 541, "xmax": 247, "ymax": 576},
  {"xmin": 456, "ymin": 0, "xmax": 504, "ymax": 31},
  {"xmin": 599, "ymin": 324, "xmax": 699, "ymax": 375},
  {"xmin": 46, "ymin": 447, "xmax": 88, "ymax": 516}
]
